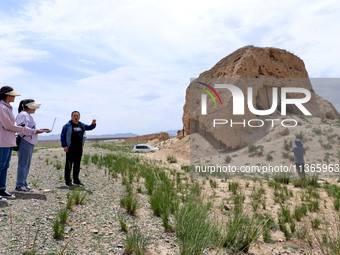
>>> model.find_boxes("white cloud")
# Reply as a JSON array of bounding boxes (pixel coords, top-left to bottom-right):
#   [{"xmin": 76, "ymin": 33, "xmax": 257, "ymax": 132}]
[{"xmin": 0, "ymin": 0, "xmax": 339, "ymax": 136}]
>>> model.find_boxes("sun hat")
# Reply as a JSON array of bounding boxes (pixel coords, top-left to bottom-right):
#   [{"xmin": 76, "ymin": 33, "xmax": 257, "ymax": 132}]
[
  {"xmin": 293, "ymin": 138, "xmax": 303, "ymax": 147},
  {"xmin": 26, "ymin": 101, "xmax": 41, "ymax": 109},
  {"xmin": 0, "ymin": 86, "xmax": 20, "ymax": 96}
]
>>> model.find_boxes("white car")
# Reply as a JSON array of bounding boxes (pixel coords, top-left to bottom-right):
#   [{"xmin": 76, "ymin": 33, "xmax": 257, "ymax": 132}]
[{"xmin": 132, "ymin": 144, "xmax": 159, "ymax": 153}]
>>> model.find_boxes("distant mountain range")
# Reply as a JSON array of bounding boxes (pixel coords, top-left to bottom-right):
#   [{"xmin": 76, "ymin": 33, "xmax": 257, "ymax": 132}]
[{"xmin": 38, "ymin": 130, "xmax": 179, "ymax": 141}]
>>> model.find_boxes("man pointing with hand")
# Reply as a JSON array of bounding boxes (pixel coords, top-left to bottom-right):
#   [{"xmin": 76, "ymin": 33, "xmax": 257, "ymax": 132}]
[{"xmin": 60, "ymin": 111, "xmax": 96, "ymax": 187}]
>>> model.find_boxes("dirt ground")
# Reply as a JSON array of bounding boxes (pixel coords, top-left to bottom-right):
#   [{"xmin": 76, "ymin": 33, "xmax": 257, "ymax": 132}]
[{"xmin": 1, "ymin": 116, "xmax": 340, "ymax": 254}]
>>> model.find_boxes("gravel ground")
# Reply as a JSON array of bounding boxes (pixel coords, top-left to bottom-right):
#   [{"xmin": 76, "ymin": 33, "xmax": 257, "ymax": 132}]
[
  {"xmin": 0, "ymin": 145, "xmax": 179, "ymax": 255},
  {"xmin": 2, "ymin": 138, "xmax": 339, "ymax": 255}
]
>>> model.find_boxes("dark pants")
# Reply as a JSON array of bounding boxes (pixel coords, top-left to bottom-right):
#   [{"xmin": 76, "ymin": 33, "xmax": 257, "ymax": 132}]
[
  {"xmin": 65, "ymin": 147, "xmax": 83, "ymax": 184},
  {"xmin": 0, "ymin": 147, "xmax": 12, "ymax": 190},
  {"xmin": 296, "ymin": 164, "xmax": 305, "ymax": 178}
]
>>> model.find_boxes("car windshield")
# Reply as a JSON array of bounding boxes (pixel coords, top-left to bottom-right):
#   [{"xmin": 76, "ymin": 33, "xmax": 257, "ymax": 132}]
[{"xmin": 135, "ymin": 145, "xmax": 152, "ymax": 149}]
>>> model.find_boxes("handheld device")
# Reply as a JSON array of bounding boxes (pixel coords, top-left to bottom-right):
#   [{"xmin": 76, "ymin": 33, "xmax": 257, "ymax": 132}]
[{"xmin": 41, "ymin": 117, "xmax": 56, "ymax": 133}]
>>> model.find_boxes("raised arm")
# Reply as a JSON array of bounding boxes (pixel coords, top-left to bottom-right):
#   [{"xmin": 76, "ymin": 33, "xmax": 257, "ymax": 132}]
[{"xmin": 84, "ymin": 119, "xmax": 96, "ymax": 131}]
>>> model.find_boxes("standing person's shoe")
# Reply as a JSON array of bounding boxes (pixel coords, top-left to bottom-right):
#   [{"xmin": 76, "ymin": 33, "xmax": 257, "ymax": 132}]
[
  {"xmin": 0, "ymin": 195, "xmax": 7, "ymax": 202},
  {"xmin": 65, "ymin": 182, "xmax": 73, "ymax": 187},
  {"xmin": 72, "ymin": 181, "xmax": 84, "ymax": 187},
  {"xmin": 15, "ymin": 186, "xmax": 31, "ymax": 193},
  {"xmin": 0, "ymin": 190, "xmax": 15, "ymax": 199}
]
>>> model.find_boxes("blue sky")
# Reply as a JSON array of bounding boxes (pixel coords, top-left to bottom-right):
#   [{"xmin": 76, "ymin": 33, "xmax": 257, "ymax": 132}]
[{"xmin": 0, "ymin": 0, "xmax": 339, "ymax": 136}]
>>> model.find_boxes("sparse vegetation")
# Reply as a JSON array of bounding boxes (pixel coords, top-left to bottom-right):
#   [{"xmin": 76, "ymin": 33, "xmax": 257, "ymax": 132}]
[
  {"xmin": 91, "ymin": 154, "xmax": 100, "ymax": 165},
  {"xmin": 312, "ymin": 128, "xmax": 322, "ymax": 135},
  {"xmin": 72, "ymin": 191, "xmax": 86, "ymax": 205},
  {"xmin": 209, "ymin": 178, "xmax": 218, "ymax": 188},
  {"xmin": 53, "ymin": 161, "xmax": 63, "ymax": 170},
  {"xmin": 324, "ymin": 152, "xmax": 331, "ymax": 163},
  {"xmin": 228, "ymin": 181, "xmax": 239, "ymax": 195},
  {"xmin": 311, "ymin": 217, "xmax": 321, "ymax": 229},
  {"xmin": 175, "ymin": 200, "xmax": 219, "ymax": 255},
  {"xmin": 248, "ymin": 144, "xmax": 264, "ymax": 157},
  {"xmin": 319, "ymin": 139, "xmax": 333, "ymax": 149},
  {"xmin": 58, "ymin": 208, "xmax": 68, "ymax": 224},
  {"xmin": 167, "ymin": 155, "xmax": 177, "ymax": 163},
  {"xmin": 120, "ymin": 189, "xmax": 139, "ymax": 216},
  {"xmin": 4, "ymin": 132, "xmax": 340, "ymax": 254},
  {"xmin": 248, "ymin": 144, "xmax": 257, "ymax": 153},
  {"xmin": 181, "ymin": 165, "xmax": 190, "ymax": 173},
  {"xmin": 266, "ymin": 151, "xmax": 274, "ymax": 161},
  {"xmin": 66, "ymin": 193, "xmax": 74, "ymax": 210},
  {"xmin": 124, "ymin": 226, "xmax": 149, "ymax": 255},
  {"xmin": 119, "ymin": 215, "xmax": 128, "ymax": 233},
  {"xmin": 293, "ymin": 204, "xmax": 307, "ymax": 221},
  {"xmin": 31, "ymin": 179, "xmax": 38, "ymax": 187},
  {"xmin": 334, "ymin": 198, "xmax": 340, "ymax": 211},
  {"xmin": 222, "ymin": 212, "xmax": 266, "ymax": 253},
  {"xmin": 283, "ymin": 139, "xmax": 292, "ymax": 151},
  {"xmin": 83, "ymin": 153, "xmax": 90, "ymax": 165},
  {"xmin": 150, "ymin": 177, "xmax": 178, "ymax": 218},
  {"xmin": 295, "ymin": 132, "xmax": 304, "ymax": 140},
  {"xmin": 53, "ymin": 219, "xmax": 64, "ymax": 240},
  {"xmin": 282, "ymin": 151, "xmax": 294, "ymax": 162}
]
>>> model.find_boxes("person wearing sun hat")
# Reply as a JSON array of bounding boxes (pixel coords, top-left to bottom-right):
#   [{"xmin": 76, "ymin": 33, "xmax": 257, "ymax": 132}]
[
  {"xmin": 291, "ymin": 138, "xmax": 306, "ymax": 178},
  {"xmin": 15, "ymin": 99, "xmax": 47, "ymax": 193},
  {"xmin": 0, "ymin": 86, "xmax": 42, "ymax": 201}
]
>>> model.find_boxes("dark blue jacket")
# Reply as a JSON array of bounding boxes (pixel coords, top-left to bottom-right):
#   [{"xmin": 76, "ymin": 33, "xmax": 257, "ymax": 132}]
[{"xmin": 60, "ymin": 120, "xmax": 96, "ymax": 148}]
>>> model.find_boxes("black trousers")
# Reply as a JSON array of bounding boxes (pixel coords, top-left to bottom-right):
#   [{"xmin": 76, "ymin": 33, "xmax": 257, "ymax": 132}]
[
  {"xmin": 296, "ymin": 164, "xmax": 305, "ymax": 179},
  {"xmin": 65, "ymin": 147, "xmax": 83, "ymax": 184}
]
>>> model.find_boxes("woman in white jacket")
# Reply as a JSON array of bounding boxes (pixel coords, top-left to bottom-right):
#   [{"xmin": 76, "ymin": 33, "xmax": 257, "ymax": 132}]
[{"xmin": 15, "ymin": 99, "xmax": 46, "ymax": 193}]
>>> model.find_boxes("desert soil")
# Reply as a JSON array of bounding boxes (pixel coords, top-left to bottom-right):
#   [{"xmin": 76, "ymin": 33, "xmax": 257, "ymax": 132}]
[
  {"xmin": 0, "ymin": 145, "xmax": 179, "ymax": 255},
  {"xmin": 1, "ymin": 115, "xmax": 340, "ymax": 255}
]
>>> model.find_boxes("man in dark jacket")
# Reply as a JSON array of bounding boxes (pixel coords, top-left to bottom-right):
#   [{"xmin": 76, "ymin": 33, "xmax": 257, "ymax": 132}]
[{"xmin": 60, "ymin": 111, "xmax": 96, "ymax": 187}]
